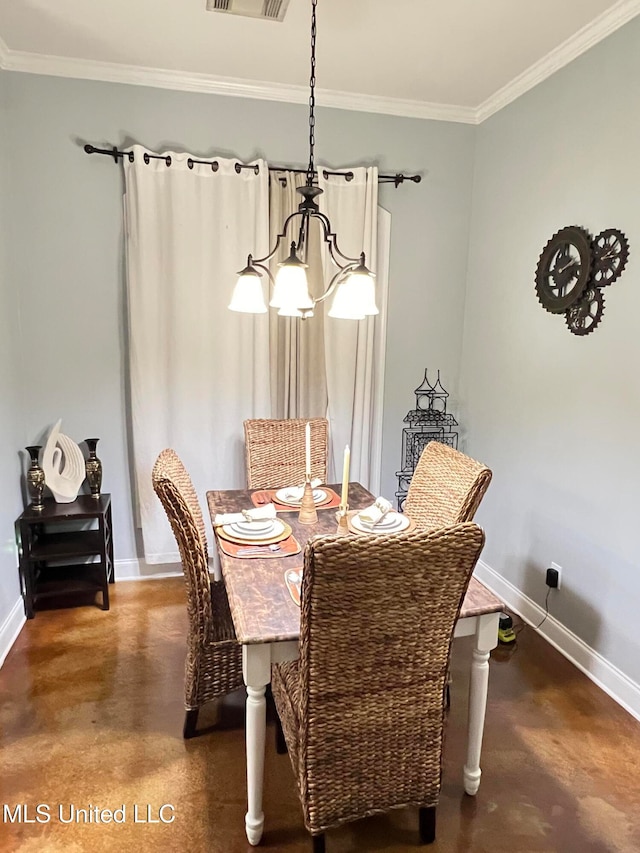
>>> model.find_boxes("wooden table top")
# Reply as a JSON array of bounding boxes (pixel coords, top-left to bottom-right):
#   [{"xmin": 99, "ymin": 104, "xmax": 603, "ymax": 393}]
[{"xmin": 207, "ymin": 483, "xmax": 503, "ymax": 645}]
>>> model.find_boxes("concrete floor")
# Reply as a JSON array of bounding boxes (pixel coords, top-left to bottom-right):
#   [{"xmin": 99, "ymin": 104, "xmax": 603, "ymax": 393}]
[{"xmin": 1, "ymin": 578, "xmax": 639, "ymax": 853}]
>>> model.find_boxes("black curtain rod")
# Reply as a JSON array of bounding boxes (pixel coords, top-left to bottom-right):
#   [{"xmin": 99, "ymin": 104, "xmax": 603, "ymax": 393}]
[{"xmin": 83, "ymin": 144, "xmax": 421, "ymax": 188}]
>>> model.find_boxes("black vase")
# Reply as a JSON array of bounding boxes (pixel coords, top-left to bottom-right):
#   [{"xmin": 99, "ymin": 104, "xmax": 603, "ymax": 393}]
[
  {"xmin": 85, "ymin": 438, "xmax": 102, "ymax": 498},
  {"xmin": 25, "ymin": 445, "xmax": 45, "ymax": 510}
]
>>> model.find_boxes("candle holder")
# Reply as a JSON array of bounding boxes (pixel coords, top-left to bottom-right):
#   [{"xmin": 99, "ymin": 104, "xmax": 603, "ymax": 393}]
[
  {"xmin": 336, "ymin": 505, "xmax": 350, "ymax": 535},
  {"xmin": 298, "ymin": 476, "xmax": 318, "ymax": 525}
]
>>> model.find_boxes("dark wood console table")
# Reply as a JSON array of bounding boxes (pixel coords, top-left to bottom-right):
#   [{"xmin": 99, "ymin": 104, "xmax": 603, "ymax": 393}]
[{"xmin": 16, "ymin": 494, "xmax": 114, "ymax": 618}]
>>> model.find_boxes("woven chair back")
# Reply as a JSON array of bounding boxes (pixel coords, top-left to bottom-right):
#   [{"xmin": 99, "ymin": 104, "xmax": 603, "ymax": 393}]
[
  {"xmin": 244, "ymin": 417, "xmax": 328, "ymax": 489},
  {"xmin": 404, "ymin": 441, "xmax": 492, "ymax": 530},
  {"xmin": 152, "ymin": 449, "xmax": 213, "ymax": 641},
  {"xmin": 297, "ymin": 522, "xmax": 485, "ymax": 832}
]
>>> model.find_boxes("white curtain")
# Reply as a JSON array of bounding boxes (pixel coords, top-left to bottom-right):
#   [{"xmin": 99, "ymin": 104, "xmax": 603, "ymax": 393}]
[
  {"xmin": 319, "ymin": 167, "xmax": 390, "ymax": 493},
  {"xmin": 124, "ymin": 146, "xmax": 270, "ymax": 562}
]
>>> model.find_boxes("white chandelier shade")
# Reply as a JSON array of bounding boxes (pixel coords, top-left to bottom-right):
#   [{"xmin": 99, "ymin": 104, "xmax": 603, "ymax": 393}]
[
  {"xmin": 228, "ymin": 268, "xmax": 267, "ymax": 313},
  {"xmin": 270, "ymin": 251, "xmax": 314, "ymax": 312},
  {"xmin": 328, "ymin": 267, "xmax": 378, "ymax": 320}
]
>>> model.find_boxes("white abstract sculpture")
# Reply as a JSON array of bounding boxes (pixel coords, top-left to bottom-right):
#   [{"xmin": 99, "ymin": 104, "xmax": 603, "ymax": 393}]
[{"xmin": 42, "ymin": 419, "xmax": 85, "ymax": 503}]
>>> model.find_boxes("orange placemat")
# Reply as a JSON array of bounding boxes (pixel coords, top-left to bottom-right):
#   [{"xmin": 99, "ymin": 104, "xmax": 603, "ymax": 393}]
[
  {"xmin": 251, "ymin": 487, "xmax": 341, "ymax": 512},
  {"xmin": 219, "ymin": 535, "xmax": 301, "ymax": 559}
]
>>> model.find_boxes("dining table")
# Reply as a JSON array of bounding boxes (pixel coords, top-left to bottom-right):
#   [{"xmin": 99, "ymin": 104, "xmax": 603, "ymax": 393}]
[{"xmin": 207, "ymin": 482, "xmax": 503, "ymax": 846}]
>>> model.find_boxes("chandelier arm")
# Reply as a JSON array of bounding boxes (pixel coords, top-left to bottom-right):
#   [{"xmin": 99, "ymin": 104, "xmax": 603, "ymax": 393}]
[
  {"xmin": 251, "ymin": 210, "xmax": 307, "ymax": 265},
  {"xmin": 309, "ymin": 210, "xmax": 364, "ymax": 266},
  {"xmin": 312, "ymin": 263, "xmax": 360, "ymax": 305},
  {"xmin": 326, "ymin": 233, "xmax": 364, "ymax": 267},
  {"xmin": 249, "ymin": 261, "xmax": 276, "ymax": 286},
  {"xmin": 251, "ymin": 208, "xmax": 364, "ymax": 268}
]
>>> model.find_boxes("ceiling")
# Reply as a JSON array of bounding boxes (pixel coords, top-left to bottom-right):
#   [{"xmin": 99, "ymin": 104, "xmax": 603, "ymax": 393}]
[{"xmin": 0, "ymin": 0, "xmax": 639, "ymax": 123}]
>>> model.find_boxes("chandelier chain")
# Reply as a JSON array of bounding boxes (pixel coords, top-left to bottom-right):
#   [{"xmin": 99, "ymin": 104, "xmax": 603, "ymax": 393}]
[{"xmin": 307, "ymin": 0, "xmax": 317, "ymax": 185}]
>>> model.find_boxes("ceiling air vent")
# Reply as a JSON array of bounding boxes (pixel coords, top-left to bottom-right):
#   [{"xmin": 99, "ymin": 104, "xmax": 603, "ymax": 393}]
[{"xmin": 206, "ymin": 0, "xmax": 290, "ymax": 21}]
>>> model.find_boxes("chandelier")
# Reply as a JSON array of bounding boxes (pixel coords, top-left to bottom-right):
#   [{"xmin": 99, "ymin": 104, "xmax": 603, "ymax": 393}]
[{"xmin": 228, "ymin": 0, "xmax": 377, "ymax": 321}]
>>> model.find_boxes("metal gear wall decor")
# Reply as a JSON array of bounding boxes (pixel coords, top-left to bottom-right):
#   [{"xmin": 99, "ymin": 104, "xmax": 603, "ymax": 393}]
[
  {"xmin": 535, "ymin": 225, "xmax": 629, "ymax": 337},
  {"xmin": 591, "ymin": 229, "xmax": 629, "ymax": 286},
  {"xmin": 565, "ymin": 287, "xmax": 605, "ymax": 336},
  {"xmin": 536, "ymin": 226, "xmax": 592, "ymax": 313}
]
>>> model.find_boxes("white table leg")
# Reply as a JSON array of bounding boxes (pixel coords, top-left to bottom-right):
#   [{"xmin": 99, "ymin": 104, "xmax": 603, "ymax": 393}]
[
  {"xmin": 243, "ymin": 644, "xmax": 271, "ymax": 845},
  {"xmin": 463, "ymin": 612, "xmax": 499, "ymax": 795},
  {"xmin": 210, "ymin": 546, "xmax": 221, "ymax": 582}
]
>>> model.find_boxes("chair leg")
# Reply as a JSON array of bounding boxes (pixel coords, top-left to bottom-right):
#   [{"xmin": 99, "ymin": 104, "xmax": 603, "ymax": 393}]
[
  {"xmin": 312, "ymin": 833, "xmax": 326, "ymax": 853},
  {"xmin": 419, "ymin": 806, "xmax": 436, "ymax": 844},
  {"xmin": 183, "ymin": 708, "xmax": 199, "ymax": 739},
  {"xmin": 275, "ymin": 713, "xmax": 288, "ymax": 754}
]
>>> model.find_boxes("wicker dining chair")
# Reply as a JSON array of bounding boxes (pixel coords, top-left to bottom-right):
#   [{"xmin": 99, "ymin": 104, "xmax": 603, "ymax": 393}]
[
  {"xmin": 151, "ymin": 449, "xmax": 243, "ymax": 739},
  {"xmin": 404, "ymin": 441, "xmax": 492, "ymax": 530},
  {"xmin": 243, "ymin": 417, "xmax": 329, "ymax": 489},
  {"xmin": 405, "ymin": 441, "xmax": 492, "ymax": 710},
  {"xmin": 272, "ymin": 522, "xmax": 486, "ymax": 851}
]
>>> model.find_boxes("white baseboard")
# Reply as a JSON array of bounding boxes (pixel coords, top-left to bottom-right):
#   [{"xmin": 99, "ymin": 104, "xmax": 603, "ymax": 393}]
[
  {"xmin": 0, "ymin": 598, "xmax": 26, "ymax": 668},
  {"xmin": 474, "ymin": 560, "xmax": 640, "ymax": 723},
  {"xmin": 114, "ymin": 558, "xmax": 182, "ymax": 581}
]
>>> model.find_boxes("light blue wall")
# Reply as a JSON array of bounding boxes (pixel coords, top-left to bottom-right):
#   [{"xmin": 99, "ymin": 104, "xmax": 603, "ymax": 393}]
[
  {"xmin": 0, "ymin": 70, "xmax": 24, "ymax": 631},
  {"xmin": 2, "ymin": 72, "xmax": 475, "ymax": 566},
  {"xmin": 3, "ymin": 13, "xmax": 640, "ymax": 699},
  {"xmin": 461, "ymin": 17, "xmax": 640, "ymax": 681}
]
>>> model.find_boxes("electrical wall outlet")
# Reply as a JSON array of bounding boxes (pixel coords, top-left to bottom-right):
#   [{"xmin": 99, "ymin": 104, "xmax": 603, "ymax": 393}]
[{"xmin": 546, "ymin": 562, "xmax": 562, "ymax": 590}]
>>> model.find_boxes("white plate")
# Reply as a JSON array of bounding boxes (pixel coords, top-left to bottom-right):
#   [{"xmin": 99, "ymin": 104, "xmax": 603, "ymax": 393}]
[
  {"xmin": 225, "ymin": 519, "xmax": 284, "ymax": 540},
  {"xmin": 275, "ymin": 488, "xmax": 327, "ymax": 505},
  {"xmin": 232, "ymin": 518, "xmax": 274, "ymax": 533},
  {"xmin": 358, "ymin": 511, "xmax": 402, "ymax": 530},
  {"xmin": 351, "ymin": 513, "xmax": 410, "ymax": 534}
]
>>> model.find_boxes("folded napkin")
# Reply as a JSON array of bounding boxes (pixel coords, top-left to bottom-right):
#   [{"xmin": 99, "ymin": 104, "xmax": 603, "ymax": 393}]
[
  {"xmin": 280, "ymin": 478, "xmax": 323, "ymax": 502},
  {"xmin": 358, "ymin": 496, "xmax": 393, "ymax": 526},
  {"xmin": 214, "ymin": 503, "xmax": 277, "ymax": 526}
]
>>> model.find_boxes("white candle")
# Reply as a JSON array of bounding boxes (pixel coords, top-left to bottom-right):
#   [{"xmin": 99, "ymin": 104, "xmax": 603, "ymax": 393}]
[
  {"xmin": 305, "ymin": 422, "xmax": 311, "ymax": 477},
  {"xmin": 341, "ymin": 444, "xmax": 350, "ymax": 506}
]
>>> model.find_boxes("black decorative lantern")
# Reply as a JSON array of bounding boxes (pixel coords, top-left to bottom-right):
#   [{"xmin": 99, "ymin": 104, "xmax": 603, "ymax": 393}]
[{"xmin": 395, "ymin": 370, "xmax": 459, "ymax": 511}]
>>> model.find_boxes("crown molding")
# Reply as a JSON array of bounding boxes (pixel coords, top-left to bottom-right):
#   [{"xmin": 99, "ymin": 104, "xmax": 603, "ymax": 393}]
[
  {"xmin": 311, "ymin": 88, "xmax": 476, "ymax": 124},
  {"xmin": 476, "ymin": 0, "xmax": 640, "ymax": 122},
  {"xmin": 2, "ymin": 0, "xmax": 639, "ymax": 124},
  {"xmin": 0, "ymin": 48, "xmax": 478, "ymax": 123}
]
